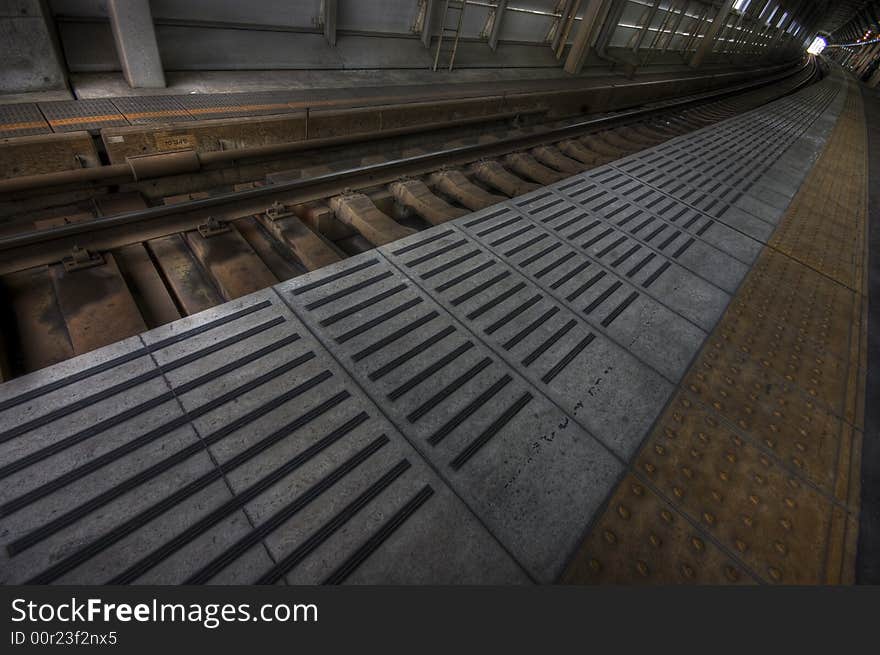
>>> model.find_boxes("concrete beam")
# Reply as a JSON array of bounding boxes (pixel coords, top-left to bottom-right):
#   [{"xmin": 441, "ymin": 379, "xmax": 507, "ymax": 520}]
[
  {"xmin": 488, "ymin": 0, "xmax": 507, "ymax": 51},
  {"xmin": 689, "ymin": 0, "xmax": 736, "ymax": 68},
  {"xmin": 421, "ymin": 0, "xmax": 438, "ymax": 49},
  {"xmin": 108, "ymin": 0, "xmax": 165, "ymax": 88},
  {"xmin": 324, "ymin": 0, "xmax": 337, "ymax": 47},
  {"xmin": 563, "ymin": 0, "xmax": 607, "ymax": 75}
]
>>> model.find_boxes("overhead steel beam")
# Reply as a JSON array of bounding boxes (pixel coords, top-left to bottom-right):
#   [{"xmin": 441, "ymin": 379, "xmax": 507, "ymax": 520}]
[
  {"xmin": 324, "ymin": 0, "xmax": 338, "ymax": 46},
  {"xmin": 661, "ymin": 0, "xmax": 687, "ymax": 53},
  {"xmin": 856, "ymin": 41, "xmax": 880, "ymax": 75},
  {"xmin": 489, "ymin": 0, "xmax": 508, "ymax": 51},
  {"xmin": 632, "ymin": 0, "xmax": 661, "ymax": 54},
  {"xmin": 554, "ymin": 1, "xmax": 583, "ymax": 58},
  {"xmin": 769, "ymin": 0, "xmax": 803, "ymax": 52},
  {"xmin": 690, "ymin": 0, "xmax": 737, "ymax": 68}
]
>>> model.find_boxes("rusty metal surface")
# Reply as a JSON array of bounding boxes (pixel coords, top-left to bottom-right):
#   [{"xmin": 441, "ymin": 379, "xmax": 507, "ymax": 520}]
[
  {"xmin": 101, "ymin": 112, "xmax": 308, "ymax": 163},
  {"xmin": 184, "ymin": 225, "xmax": 278, "ymax": 301},
  {"xmin": 0, "ymin": 267, "xmax": 73, "ymax": 373},
  {"xmin": 49, "ymin": 253, "xmax": 147, "ymax": 356},
  {"xmin": 0, "ymin": 132, "xmax": 99, "ymax": 180},
  {"xmin": 113, "ymin": 243, "xmax": 182, "ymax": 327},
  {"xmin": 234, "ymin": 216, "xmax": 305, "ymax": 282},
  {"xmin": 146, "ymin": 233, "xmax": 223, "ymax": 315}
]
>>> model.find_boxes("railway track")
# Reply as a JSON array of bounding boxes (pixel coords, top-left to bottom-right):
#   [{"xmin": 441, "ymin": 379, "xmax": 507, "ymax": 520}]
[{"xmin": 0, "ymin": 58, "xmax": 822, "ymax": 381}]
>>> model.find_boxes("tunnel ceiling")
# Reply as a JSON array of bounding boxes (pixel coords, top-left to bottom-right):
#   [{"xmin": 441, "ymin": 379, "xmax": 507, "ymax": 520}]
[{"xmin": 817, "ymin": 0, "xmax": 880, "ymax": 41}]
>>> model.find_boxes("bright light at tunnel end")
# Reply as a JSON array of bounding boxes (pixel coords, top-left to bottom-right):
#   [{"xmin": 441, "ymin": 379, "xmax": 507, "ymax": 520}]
[{"xmin": 808, "ymin": 36, "xmax": 827, "ymax": 55}]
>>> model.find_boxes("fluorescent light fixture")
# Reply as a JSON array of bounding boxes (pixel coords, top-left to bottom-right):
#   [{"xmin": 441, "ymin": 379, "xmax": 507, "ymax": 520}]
[{"xmin": 807, "ymin": 36, "xmax": 827, "ymax": 55}]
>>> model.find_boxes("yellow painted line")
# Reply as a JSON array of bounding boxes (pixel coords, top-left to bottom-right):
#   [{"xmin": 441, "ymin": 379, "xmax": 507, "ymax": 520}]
[
  {"xmin": 0, "ymin": 120, "xmax": 50, "ymax": 132},
  {"xmin": 122, "ymin": 109, "xmax": 191, "ymax": 120},
  {"xmin": 48, "ymin": 114, "xmax": 126, "ymax": 127},
  {"xmin": 185, "ymin": 103, "xmax": 294, "ymax": 115}
]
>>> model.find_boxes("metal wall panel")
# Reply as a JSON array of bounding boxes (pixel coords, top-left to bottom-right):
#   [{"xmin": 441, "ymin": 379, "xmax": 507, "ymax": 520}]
[
  {"xmin": 338, "ymin": 0, "xmax": 420, "ymax": 34},
  {"xmin": 50, "ymin": 0, "xmax": 322, "ymax": 28}
]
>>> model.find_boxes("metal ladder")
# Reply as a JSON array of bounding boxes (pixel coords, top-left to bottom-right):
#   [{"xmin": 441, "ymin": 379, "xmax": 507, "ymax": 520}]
[{"xmin": 432, "ymin": 0, "xmax": 467, "ymax": 72}]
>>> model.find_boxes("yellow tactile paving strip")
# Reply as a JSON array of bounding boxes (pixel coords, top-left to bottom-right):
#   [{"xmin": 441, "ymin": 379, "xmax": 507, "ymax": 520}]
[{"xmin": 563, "ymin": 82, "xmax": 869, "ymax": 585}]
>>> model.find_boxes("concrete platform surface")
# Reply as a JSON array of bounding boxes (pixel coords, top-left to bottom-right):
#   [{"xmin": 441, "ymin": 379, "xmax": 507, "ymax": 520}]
[{"xmin": 0, "ymin": 67, "xmax": 863, "ymax": 585}]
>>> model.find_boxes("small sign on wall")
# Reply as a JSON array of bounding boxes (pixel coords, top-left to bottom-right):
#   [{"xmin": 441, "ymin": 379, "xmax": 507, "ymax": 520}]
[{"xmin": 155, "ymin": 133, "xmax": 197, "ymax": 151}]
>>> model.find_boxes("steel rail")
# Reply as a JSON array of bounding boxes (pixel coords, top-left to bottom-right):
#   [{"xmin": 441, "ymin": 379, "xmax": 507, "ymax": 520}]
[
  {"xmin": 0, "ymin": 59, "xmax": 801, "ymax": 196},
  {"xmin": 0, "ymin": 57, "xmax": 817, "ymax": 275}
]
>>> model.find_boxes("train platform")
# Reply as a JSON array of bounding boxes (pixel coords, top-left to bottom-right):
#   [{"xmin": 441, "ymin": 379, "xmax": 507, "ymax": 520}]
[
  {"xmin": 0, "ymin": 65, "xmax": 873, "ymax": 585},
  {"xmin": 0, "ymin": 60, "xmax": 792, "ymax": 138}
]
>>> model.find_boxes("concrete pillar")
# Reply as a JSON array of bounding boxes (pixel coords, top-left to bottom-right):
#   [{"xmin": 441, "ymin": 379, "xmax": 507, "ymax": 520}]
[
  {"xmin": 488, "ymin": 0, "xmax": 507, "ymax": 51},
  {"xmin": 690, "ymin": 0, "xmax": 736, "ymax": 68},
  {"xmin": 323, "ymin": 0, "xmax": 337, "ymax": 47},
  {"xmin": 0, "ymin": 0, "xmax": 67, "ymax": 92},
  {"xmin": 108, "ymin": 0, "xmax": 165, "ymax": 88},
  {"xmin": 563, "ymin": 0, "xmax": 608, "ymax": 75},
  {"xmin": 421, "ymin": 0, "xmax": 438, "ymax": 48}
]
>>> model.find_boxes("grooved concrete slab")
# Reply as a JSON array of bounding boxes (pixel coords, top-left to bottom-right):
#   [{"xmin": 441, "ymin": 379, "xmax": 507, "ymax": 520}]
[
  {"xmin": 0, "ymin": 70, "xmax": 849, "ymax": 585},
  {"xmin": 510, "ymin": 188, "xmax": 731, "ymax": 328},
  {"xmin": 145, "ymin": 291, "xmax": 528, "ymax": 585},
  {"xmin": 448, "ymin": 208, "xmax": 706, "ymax": 381},
  {"xmin": 275, "ymin": 260, "xmax": 625, "ymax": 581}
]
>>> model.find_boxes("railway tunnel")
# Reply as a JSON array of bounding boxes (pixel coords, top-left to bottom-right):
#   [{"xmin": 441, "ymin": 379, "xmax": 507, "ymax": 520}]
[{"xmin": 0, "ymin": 0, "xmax": 877, "ymax": 587}]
